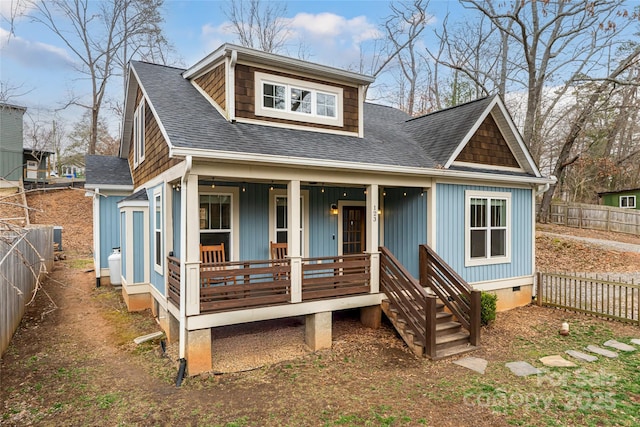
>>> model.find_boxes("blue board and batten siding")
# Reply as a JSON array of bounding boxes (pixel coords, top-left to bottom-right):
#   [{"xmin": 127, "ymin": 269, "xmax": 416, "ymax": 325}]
[
  {"xmin": 120, "ymin": 212, "xmax": 127, "ymax": 278},
  {"xmin": 99, "ymin": 196, "xmax": 125, "ymax": 269},
  {"xmin": 133, "ymin": 211, "xmax": 145, "ymax": 283},
  {"xmin": 383, "ymin": 188, "xmax": 427, "ymax": 278},
  {"xmin": 436, "ymin": 183, "xmax": 533, "ymax": 283},
  {"xmin": 239, "ymin": 183, "xmax": 270, "ymax": 261}
]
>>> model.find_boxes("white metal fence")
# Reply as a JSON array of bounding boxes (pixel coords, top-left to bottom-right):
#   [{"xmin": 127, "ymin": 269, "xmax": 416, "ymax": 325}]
[
  {"xmin": 546, "ymin": 202, "xmax": 640, "ymax": 236},
  {"xmin": 1, "ymin": 226, "xmax": 53, "ymax": 355}
]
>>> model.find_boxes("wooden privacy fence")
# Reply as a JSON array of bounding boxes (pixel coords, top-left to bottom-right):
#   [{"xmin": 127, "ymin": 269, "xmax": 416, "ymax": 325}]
[
  {"xmin": 545, "ymin": 202, "xmax": 640, "ymax": 236},
  {"xmin": 1, "ymin": 226, "xmax": 54, "ymax": 355},
  {"xmin": 537, "ymin": 272, "xmax": 639, "ymax": 324}
]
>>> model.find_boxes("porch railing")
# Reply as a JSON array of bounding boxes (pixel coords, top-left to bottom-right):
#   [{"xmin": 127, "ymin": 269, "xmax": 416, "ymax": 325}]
[
  {"xmin": 379, "ymin": 246, "xmax": 436, "ymax": 356},
  {"xmin": 419, "ymin": 245, "xmax": 481, "ymax": 346},
  {"xmin": 200, "ymin": 259, "xmax": 291, "ymax": 313},
  {"xmin": 302, "ymin": 254, "xmax": 371, "ymax": 301},
  {"xmin": 167, "ymin": 256, "xmax": 181, "ymax": 307}
]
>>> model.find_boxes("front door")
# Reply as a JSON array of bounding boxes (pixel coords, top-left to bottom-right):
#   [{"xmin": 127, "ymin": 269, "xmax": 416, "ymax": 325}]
[{"xmin": 342, "ymin": 206, "xmax": 366, "ymax": 255}]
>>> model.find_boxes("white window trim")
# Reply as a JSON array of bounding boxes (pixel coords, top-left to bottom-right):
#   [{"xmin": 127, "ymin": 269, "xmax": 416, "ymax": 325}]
[
  {"xmin": 268, "ymin": 189, "xmax": 309, "ymax": 257},
  {"xmin": 254, "ymin": 71, "xmax": 344, "ymax": 127},
  {"xmin": 464, "ymin": 190, "xmax": 512, "ymax": 267},
  {"xmin": 133, "ymin": 99, "xmax": 145, "ymax": 168},
  {"xmin": 153, "ymin": 188, "xmax": 162, "ymax": 274},
  {"xmin": 619, "ymin": 195, "xmax": 636, "ymax": 209},
  {"xmin": 198, "ymin": 191, "xmax": 235, "ymax": 260}
]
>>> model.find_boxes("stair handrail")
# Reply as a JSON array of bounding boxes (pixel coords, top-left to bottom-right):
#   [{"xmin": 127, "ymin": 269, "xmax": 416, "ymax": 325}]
[
  {"xmin": 420, "ymin": 245, "xmax": 481, "ymax": 346},
  {"xmin": 379, "ymin": 246, "xmax": 438, "ymax": 357}
]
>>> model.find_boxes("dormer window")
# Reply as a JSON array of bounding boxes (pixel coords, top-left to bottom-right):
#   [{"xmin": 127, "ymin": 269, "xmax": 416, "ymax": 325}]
[{"xmin": 255, "ymin": 72, "xmax": 343, "ymax": 127}]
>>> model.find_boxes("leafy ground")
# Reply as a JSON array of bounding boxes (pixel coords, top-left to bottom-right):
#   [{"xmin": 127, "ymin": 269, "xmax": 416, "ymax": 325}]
[{"xmin": 1, "ymin": 190, "xmax": 639, "ymax": 426}]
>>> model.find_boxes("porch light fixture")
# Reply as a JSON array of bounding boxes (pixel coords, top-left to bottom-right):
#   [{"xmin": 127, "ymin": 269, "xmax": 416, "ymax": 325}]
[
  {"xmin": 270, "ymin": 181, "xmax": 274, "ymax": 191},
  {"xmin": 343, "ymin": 191, "xmax": 347, "ymax": 197},
  {"xmin": 403, "ymin": 192, "xmax": 407, "ymax": 197},
  {"xmin": 321, "ymin": 186, "xmax": 325, "ymax": 193},
  {"xmin": 330, "ymin": 204, "xmax": 338, "ymax": 215},
  {"xmin": 378, "ymin": 209, "xmax": 382, "ymax": 216},
  {"xmin": 211, "ymin": 178, "xmax": 215, "ymax": 189},
  {"xmin": 242, "ymin": 183, "xmax": 246, "ymax": 192},
  {"xmin": 383, "ymin": 191, "xmax": 386, "ymax": 197}
]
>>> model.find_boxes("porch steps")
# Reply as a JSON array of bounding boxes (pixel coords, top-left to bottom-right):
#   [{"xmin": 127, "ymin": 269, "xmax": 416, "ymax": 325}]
[{"xmin": 381, "ymin": 299, "xmax": 478, "ymax": 360}]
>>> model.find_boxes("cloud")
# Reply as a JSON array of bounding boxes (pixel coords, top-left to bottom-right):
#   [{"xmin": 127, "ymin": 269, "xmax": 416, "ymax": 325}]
[
  {"xmin": 0, "ymin": 27, "xmax": 74, "ymax": 69},
  {"xmin": 286, "ymin": 12, "xmax": 382, "ymax": 46}
]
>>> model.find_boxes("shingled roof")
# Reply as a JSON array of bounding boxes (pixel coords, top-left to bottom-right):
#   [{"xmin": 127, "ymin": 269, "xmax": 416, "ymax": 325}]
[
  {"xmin": 125, "ymin": 60, "xmax": 542, "ymax": 179},
  {"xmin": 85, "ymin": 155, "xmax": 132, "ymax": 187}
]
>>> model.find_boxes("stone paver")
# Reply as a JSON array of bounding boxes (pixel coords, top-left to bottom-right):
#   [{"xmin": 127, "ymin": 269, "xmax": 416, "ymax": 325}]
[
  {"xmin": 604, "ymin": 340, "xmax": 636, "ymax": 352},
  {"xmin": 505, "ymin": 361, "xmax": 542, "ymax": 377},
  {"xmin": 565, "ymin": 350, "xmax": 598, "ymax": 362},
  {"xmin": 585, "ymin": 345, "xmax": 618, "ymax": 358},
  {"xmin": 631, "ymin": 339, "xmax": 640, "ymax": 346},
  {"xmin": 454, "ymin": 357, "xmax": 488, "ymax": 374},
  {"xmin": 539, "ymin": 355, "xmax": 577, "ymax": 367}
]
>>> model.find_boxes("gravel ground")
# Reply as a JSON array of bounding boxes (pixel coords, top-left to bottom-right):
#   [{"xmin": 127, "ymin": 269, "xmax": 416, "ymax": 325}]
[{"xmin": 539, "ymin": 231, "xmax": 640, "ymax": 253}]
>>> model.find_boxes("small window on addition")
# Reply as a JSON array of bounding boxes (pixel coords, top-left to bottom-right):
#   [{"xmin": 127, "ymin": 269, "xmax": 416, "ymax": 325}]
[{"xmin": 512, "ymin": 286, "xmax": 521, "ymax": 292}]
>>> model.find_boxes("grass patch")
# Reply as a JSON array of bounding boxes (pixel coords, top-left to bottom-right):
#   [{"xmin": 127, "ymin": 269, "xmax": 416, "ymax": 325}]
[{"xmin": 66, "ymin": 258, "xmax": 94, "ymax": 269}]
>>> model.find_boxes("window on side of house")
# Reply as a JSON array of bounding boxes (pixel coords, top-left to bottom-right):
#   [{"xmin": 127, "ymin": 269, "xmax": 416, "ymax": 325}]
[
  {"xmin": 154, "ymin": 190, "xmax": 162, "ymax": 272},
  {"xmin": 255, "ymin": 72, "xmax": 343, "ymax": 127},
  {"xmin": 620, "ymin": 195, "xmax": 636, "ymax": 209},
  {"xmin": 465, "ymin": 191, "xmax": 511, "ymax": 267},
  {"xmin": 199, "ymin": 194, "xmax": 232, "ymax": 261},
  {"xmin": 133, "ymin": 99, "xmax": 145, "ymax": 168}
]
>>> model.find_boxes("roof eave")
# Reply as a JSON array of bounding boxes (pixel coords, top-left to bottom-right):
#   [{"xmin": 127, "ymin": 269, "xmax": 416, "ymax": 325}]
[
  {"xmin": 169, "ymin": 146, "xmax": 556, "ymax": 185},
  {"xmin": 183, "ymin": 43, "xmax": 375, "ymax": 85}
]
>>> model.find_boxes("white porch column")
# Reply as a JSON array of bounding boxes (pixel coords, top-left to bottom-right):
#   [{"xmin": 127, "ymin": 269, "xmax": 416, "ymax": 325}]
[
  {"xmin": 366, "ymin": 184, "xmax": 380, "ymax": 293},
  {"xmin": 184, "ymin": 173, "xmax": 201, "ymax": 316},
  {"xmin": 287, "ymin": 180, "xmax": 302, "ymax": 303}
]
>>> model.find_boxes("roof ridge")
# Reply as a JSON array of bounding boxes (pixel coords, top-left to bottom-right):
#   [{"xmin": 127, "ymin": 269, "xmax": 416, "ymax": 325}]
[
  {"xmin": 131, "ymin": 60, "xmax": 186, "ymax": 72},
  {"xmin": 404, "ymin": 95, "xmax": 495, "ymax": 123}
]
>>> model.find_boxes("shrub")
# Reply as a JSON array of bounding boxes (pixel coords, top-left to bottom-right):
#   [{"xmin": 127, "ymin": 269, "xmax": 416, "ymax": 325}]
[{"xmin": 480, "ymin": 292, "xmax": 497, "ymax": 326}]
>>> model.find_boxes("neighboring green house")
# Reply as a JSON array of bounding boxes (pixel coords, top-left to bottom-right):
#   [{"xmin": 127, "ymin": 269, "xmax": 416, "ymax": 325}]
[
  {"xmin": 598, "ymin": 188, "xmax": 640, "ymax": 210},
  {"xmin": 0, "ymin": 103, "xmax": 27, "ymax": 186}
]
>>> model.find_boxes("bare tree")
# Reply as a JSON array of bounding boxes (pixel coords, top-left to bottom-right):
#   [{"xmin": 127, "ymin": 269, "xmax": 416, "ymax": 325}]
[
  {"xmin": 224, "ymin": 0, "xmax": 289, "ymax": 53},
  {"xmin": 23, "ymin": 0, "xmax": 170, "ymax": 155},
  {"xmin": 538, "ymin": 44, "xmax": 640, "ymax": 221}
]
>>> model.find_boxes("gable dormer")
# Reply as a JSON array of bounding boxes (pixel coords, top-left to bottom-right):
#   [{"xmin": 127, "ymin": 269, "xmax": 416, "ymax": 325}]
[{"xmin": 184, "ymin": 44, "xmax": 374, "ymax": 137}]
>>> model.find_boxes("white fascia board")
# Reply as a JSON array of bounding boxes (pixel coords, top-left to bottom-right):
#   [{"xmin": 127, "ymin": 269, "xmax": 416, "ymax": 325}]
[
  {"xmin": 118, "ymin": 200, "xmax": 149, "ymax": 208},
  {"xmin": 127, "ymin": 65, "xmax": 175, "ymax": 155},
  {"xmin": 170, "ymin": 147, "xmax": 556, "ymax": 185},
  {"xmin": 85, "ymin": 184, "xmax": 134, "ymax": 192},
  {"xmin": 183, "ymin": 43, "xmax": 375, "ymax": 85},
  {"xmin": 444, "ymin": 97, "xmax": 498, "ymax": 169}
]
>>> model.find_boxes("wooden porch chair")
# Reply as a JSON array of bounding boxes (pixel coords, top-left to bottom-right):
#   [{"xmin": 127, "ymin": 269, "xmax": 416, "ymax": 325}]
[
  {"xmin": 270, "ymin": 241, "xmax": 288, "ymax": 281},
  {"xmin": 200, "ymin": 243, "xmax": 235, "ymax": 287}
]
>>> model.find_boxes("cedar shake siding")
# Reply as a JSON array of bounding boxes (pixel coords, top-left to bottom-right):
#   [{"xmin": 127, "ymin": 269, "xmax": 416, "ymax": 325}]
[
  {"xmin": 455, "ymin": 115, "xmax": 520, "ymax": 168},
  {"xmin": 129, "ymin": 91, "xmax": 180, "ymax": 186},
  {"xmin": 194, "ymin": 63, "xmax": 226, "ymax": 111},
  {"xmin": 234, "ymin": 64, "xmax": 359, "ymax": 134}
]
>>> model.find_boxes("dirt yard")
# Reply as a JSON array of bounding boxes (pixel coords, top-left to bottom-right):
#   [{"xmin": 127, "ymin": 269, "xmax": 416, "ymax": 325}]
[{"xmin": 1, "ymin": 189, "xmax": 639, "ymax": 426}]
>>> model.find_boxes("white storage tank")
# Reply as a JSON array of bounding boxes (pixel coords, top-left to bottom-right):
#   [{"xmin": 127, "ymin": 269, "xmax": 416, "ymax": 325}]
[{"xmin": 108, "ymin": 248, "xmax": 122, "ymax": 285}]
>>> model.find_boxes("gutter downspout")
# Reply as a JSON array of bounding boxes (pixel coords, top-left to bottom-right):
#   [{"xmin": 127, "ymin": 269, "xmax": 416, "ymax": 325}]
[
  {"xmin": 177, "ymin": 155, "xmax": 192, "ymax": 386},
  {"xmin": 228, "ymin": 49, "xmax": 237, "ymax": 123}
]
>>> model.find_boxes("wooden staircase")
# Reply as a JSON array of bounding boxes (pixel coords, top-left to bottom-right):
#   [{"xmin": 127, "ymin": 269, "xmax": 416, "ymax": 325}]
[
  {"xmin": 381, "ymin": 298, "xmax": 477, "ymax": 359},
  {"xmin": 379, "ymin": 246, "xmax": 480, "ymax": 359}
]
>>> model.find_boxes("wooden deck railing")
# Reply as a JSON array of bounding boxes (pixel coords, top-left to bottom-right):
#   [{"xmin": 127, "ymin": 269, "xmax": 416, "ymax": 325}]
[
  {"xmin": 379, "ymin": 247, "xmax": 437, "ymax": 357},
  {"xmin": 199, "ymin": 259, "xmax": 291, "ymax": 313},
  {"xmin": 419, "ymin": 245, "xmax": 481, "ymax": 346},
  {"xmin": 537, "ymin": 272, "xmax": 640, "ymax": 324},
  {"xmin": 167, "ymin": 256, "xmax": 181, "ymax": 307},
  {"xmin": 302, "ymin": 254, "xmax": 371, "ymax": 300}
]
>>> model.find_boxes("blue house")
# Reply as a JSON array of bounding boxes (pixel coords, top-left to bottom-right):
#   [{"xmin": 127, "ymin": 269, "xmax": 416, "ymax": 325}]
[{"xmin": 86, "ymin": 44, "xmax": 554, "ymax": 376}]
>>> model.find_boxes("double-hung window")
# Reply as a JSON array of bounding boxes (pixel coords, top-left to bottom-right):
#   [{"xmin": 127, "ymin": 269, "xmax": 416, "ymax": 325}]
[
  {"xmin": 465, "ymin": 191, "xmax": 511, "ymax": 266},
  {"xmin": 199, "ymin": 194, "xmax": 232, "ymax": 261},
  {"xmin": 133, "ymin": 99, "xmax": 145, "ymax": 168},
  {"xmin": 255, "ymin": 72, "xmax": 343, "ymax": 127},
  {"xmin": 153, "ymin": 189, "xmax": 162, "ymax": 272},
  {"xmin": 620, "ymin": 195, "xmax": 636, "ymax": 209}
]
